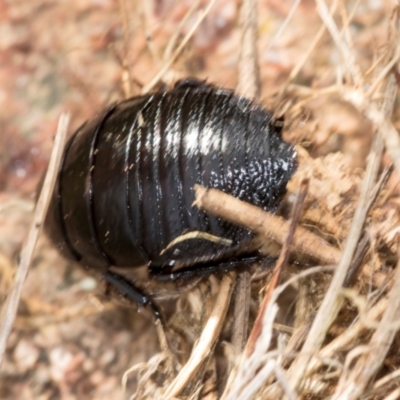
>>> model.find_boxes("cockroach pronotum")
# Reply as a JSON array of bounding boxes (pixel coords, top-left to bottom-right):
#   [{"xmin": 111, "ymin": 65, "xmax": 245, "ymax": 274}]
[{"xmin": 45, "ymin": 79, "xmax": 297, "ymax": 318}]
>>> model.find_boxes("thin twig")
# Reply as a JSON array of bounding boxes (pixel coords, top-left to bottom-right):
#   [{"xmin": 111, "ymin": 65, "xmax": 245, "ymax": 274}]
[
  {"xmin": 344, "ymin": 85, "xmax": 400, "ymax": 180},
  {"xmin": 193, "ymin": 185, "xmax": 341, "ymax": 265},
  {"xmin": 237, "ymin": 0, "xmax": 260, "ymax": 100},
  {"xmin": 163, "ymin": 1, "xmax": 201, "ymax": 62},
  {"xmin": 286, "ymin": 109, "xmax": 384, "ymax": 395},
  {"xmin": 303, "ymin": 297, "xmax": 388, "ymax": 381},
  {"xmin": 333, "ymin": 254, "xmax": 400, "ymax": 399},
  {"xmin": 231, "ymin": 0, "xmax": 261, "ymax": 353},
  {"xmin": 223, "ymin": 266, "xmax": 335, "ymax": 400},
  {"xmin": 245, "ymin": 180, "xmax": 309, "ymax": 356},
  {"xmin": 366, "ymin": 48, "xmax": 400, "ymax": 98},
  {"xmin": 337, "ymin": 0, "xmax": 356, "ymax": 58},
  {"xmin": 118, "ymin": 0, "xmax": 133, "ymax": 98},
  {"xmin": 383, "ymin": 387, "xmax": 400, "ymax": 400},
  {"xmin": 281, "ymin": 0, "xmax": 338, "ymax": 91},
  {"xmin": 316, "ymin": 0, "xmax": 363, "ymax": 86},
  {"xmin": 142, "ymin": 0, "xmax": 217, "ymax": 94},
  {"xmin": 342, "ymin": 234, "xmax": 370, "ymax": 288},
  {"xmin": 163, "ymin": 272, "xmax": 236, "ymax": 399},
  {"xmin": 139, "ymin": 0, "xmax": 160, "ymax": 66},
  {"xmin": 231, "ymin": 271, "xmax": 251, "ymax": 350},
  {"xmin": 373, "ymin": 367, "xmax": 400, "ymax": 392},
  {"xmin": 344, "ymin": 166, "xmax": 394, "ymax": 286},
  {"xmin": 264, "ymin": 0, "xmax": 302, "ymax": 56},
  {"xmin": 285, "ymin": 2, "xmax": 399, "ymax": 392},
  {"xmin": 0, "ymin": 113, "xmax": 69, "ymax": 365}
]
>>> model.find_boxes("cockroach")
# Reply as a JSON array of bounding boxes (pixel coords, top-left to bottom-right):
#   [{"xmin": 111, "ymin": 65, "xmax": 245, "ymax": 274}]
[{"xmin": 45, "ymin": 79, "xmax": 297, "ymax": 318}]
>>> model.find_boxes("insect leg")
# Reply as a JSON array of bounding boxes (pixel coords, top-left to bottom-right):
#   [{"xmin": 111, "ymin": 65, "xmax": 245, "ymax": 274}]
[
  {"xmin": 149, "ymin": 254, "xmax": 261, "ymax": 282},
  {"xmin": 102, "ymin": 271, "xmax": 162, "ymax": 321}
]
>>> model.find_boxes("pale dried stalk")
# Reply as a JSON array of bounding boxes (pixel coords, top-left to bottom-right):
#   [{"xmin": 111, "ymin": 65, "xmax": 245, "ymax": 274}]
[
  {"xmin": 118, "ymin": 0, "xmax": 133, "ymax": 98},
  {"xmin": 285, "ymin": 86, "xmax": 384, "ymax": 398},
  {"xmin": 302, "ymin": 297, "xmax": 388, "ymax": 384},
  {"xmin": 366, "ymin": 49, "xmax": 400, "ymax": 97},
  {"xmin": 142, "ymin": 0, "xmax": 217, "ymax": 94},
  {"xmin": 280, "ymin": 0, "xmax": 338, "ymax": 95},
  {"xmin": 373, "ymin": 367, "xmax": 400, "ymax": 392},
  {"xmin": 222, "ymin": 266, "xmax": 335, "ymax": 400},
  {"xmin": 224, "ymin": 182, "xmax": 309, "ymax": 398},
  {"xmin": 383, "ymin": 387, "xmax": 400, "ymax": 400},
  {"xmin": 163, "ymin": 1, "xmax": 200, "ymax": 62},
  {"xmin": 221, "ymin": 302, "xmax": 279, "ymax": 400},
  {"xmin": 163, "ymin": 272, "xmax": 236, "ymax": 399},
  {"xmin": 232, "ymin": 0, "xmax": 261, "ymax": 353},
  {"xmin": 245, "ymin": 179, "xmax": 308, "ymax": 356},
  {"xmin": 236, "ymin": 0, "xmax": 260, "ymax": 100},
  {"xmin": 333, "ymin": 254, "xmax": 400, "ymax": 399},
  {"xmin": 264, "ymin": 0, "xmax": 301, "ymax": 56},
  {"xmin": 226, "ymin": 359, "xmax": 295, "ymax": 400},
  {"xmin": 281, "ymin": 0, "xmax": 360, "ymax": 95},
  {"xmin": 263, "ymin": 150, "xmax": 384, "ymax": 397},
  {"xmin": 284, "ymin": 4, "xmax": 399, "ymax": 395},
  {"xmin": 237, "ymin": 360, "xmax": 277, "ymax": 400},
  {"xmin": 139, "ymin": 0, "xmax": 160, "ymax": 67},
  {"xmin": 193, "ymin": 185, "xmax": 341, "ymax": 265},
  {"xmin": 0, "ymin": 113, "xmax": 69, "ymax": 365},
  {"xmin": 122, "ymin": 353, "xmax": 166, "ymax": 399},
  {"xmin": 121, "ymin": 320, "xmax": 179, "ymax": 399},
  {"xmin": 344, "ymin": 87, "xmax": 400, "ymax": 181},
  {"xmin": 316, "ymin": 0, "xmax": 363, "ymax": 86},
  {"xmin": 337, "ymin": 0, "xmax": 361, "ymax": 56},
  {"xmin": 231, "ymin": 271, "xmax": 251, "ymax": 351}
]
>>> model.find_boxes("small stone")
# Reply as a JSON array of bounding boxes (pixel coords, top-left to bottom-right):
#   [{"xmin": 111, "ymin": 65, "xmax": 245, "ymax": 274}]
[
  {"xmin": 13, "ymin": 339, "xmax": 40, "ymax": 372},
  {"xmin": 99, "ymin": 349, "xmax": 115, "ymax": 367},
  {"xmin": 79, "ymin": 277, "xmax": 97, "ymax": 291},
  {"xmin": 49, "ymin": 346, "xmax": 74, "ymax": 382}
]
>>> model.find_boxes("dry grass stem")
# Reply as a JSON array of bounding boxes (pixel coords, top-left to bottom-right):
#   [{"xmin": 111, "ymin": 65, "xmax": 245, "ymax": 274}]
[
  {"xmin": 231, "ymin": 0, "xmax": 261, "ymax": 353},
  {"xmin": 237, "ymin": 0, "xmax": 260, "ymax": 100},
  {"xmin": 231, "ymin": 270, "xmax": 251, "ymax": 351},
  {"xmin": 372, "ymin": 368, "xmax": 400, "ymax": 392},
  {"xmin": 384, "ymin": 387, "xmax": 400, "ymax": 400},
  {"xmin": 303, "ymin": 297, "xmax": 388, "ymax": 381},
  {"xmin": 223, "ymin": 266, "xmax": 335, "ymax": 399},
  {"xmin": 264, "ymin": 0, "xmax": 301, "ymax": 55},
  {"xmin": 141, "ymin": 0, "xmax": 217, "ymax": 94},
  {"xmin": 366, "ymin": 49, "xmax": 400, "ymax": 98},
  {"xmin": 118, "ymin": 0, "xmax": 133, "ymax": 98},
  {"xmin": 280, "ymin": 0, "xmax": 338, "ymax": 95},
  {"xmin": 333, "ymin": 254, "xmax": 400, "ymax": 399},
  {"xmin": 316, "ymin": 0, "xmax": 363, "ymax": 85},
  {"xmin": 286, "ymin": 88, "xmax": 385, "ymax": 398},
  {"xmin": 139, "ymin": 0, "xmax": 161, "ymax": 67},
  {"xmin": 163, "ymin": 1, "xmax": 201, "ymax": 62},
  {"xmin": 221, "ymin": 303, "xmax": 278, "ymax": 400},
  {"xmin": 0, "ymin": 113, "xmax": 69, "ymax": 365},
  {"xmin": 345, "ymin": 88, "xmax": 400, "ymax": 180},
  {"xmin": 245, "ymin": 179, "xmax": 308, "ymax": 356},
  {"xmin": 284, "ymin": 3, "xmax": 399, "ymax": 394},
  {"xmin": 163, "ymin": 272, "xmax": 236, "ymax": 399}
]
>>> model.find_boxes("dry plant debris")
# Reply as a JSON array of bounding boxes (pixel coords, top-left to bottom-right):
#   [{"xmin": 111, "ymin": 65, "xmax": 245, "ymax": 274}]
[{"xmin": 2, "ymin": 0, "xmax": 400, "ymax": 399}]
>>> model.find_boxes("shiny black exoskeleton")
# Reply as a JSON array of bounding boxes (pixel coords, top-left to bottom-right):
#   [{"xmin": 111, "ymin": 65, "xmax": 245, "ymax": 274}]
[{"xmin": 45, "ymin": 79, "xmax": 297, "ymax": 316}]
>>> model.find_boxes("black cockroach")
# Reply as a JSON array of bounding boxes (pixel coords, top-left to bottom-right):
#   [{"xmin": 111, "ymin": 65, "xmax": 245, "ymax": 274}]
[{"xmin": 45, "ymin": 79, "xmax": 297, "ymax": 318}]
